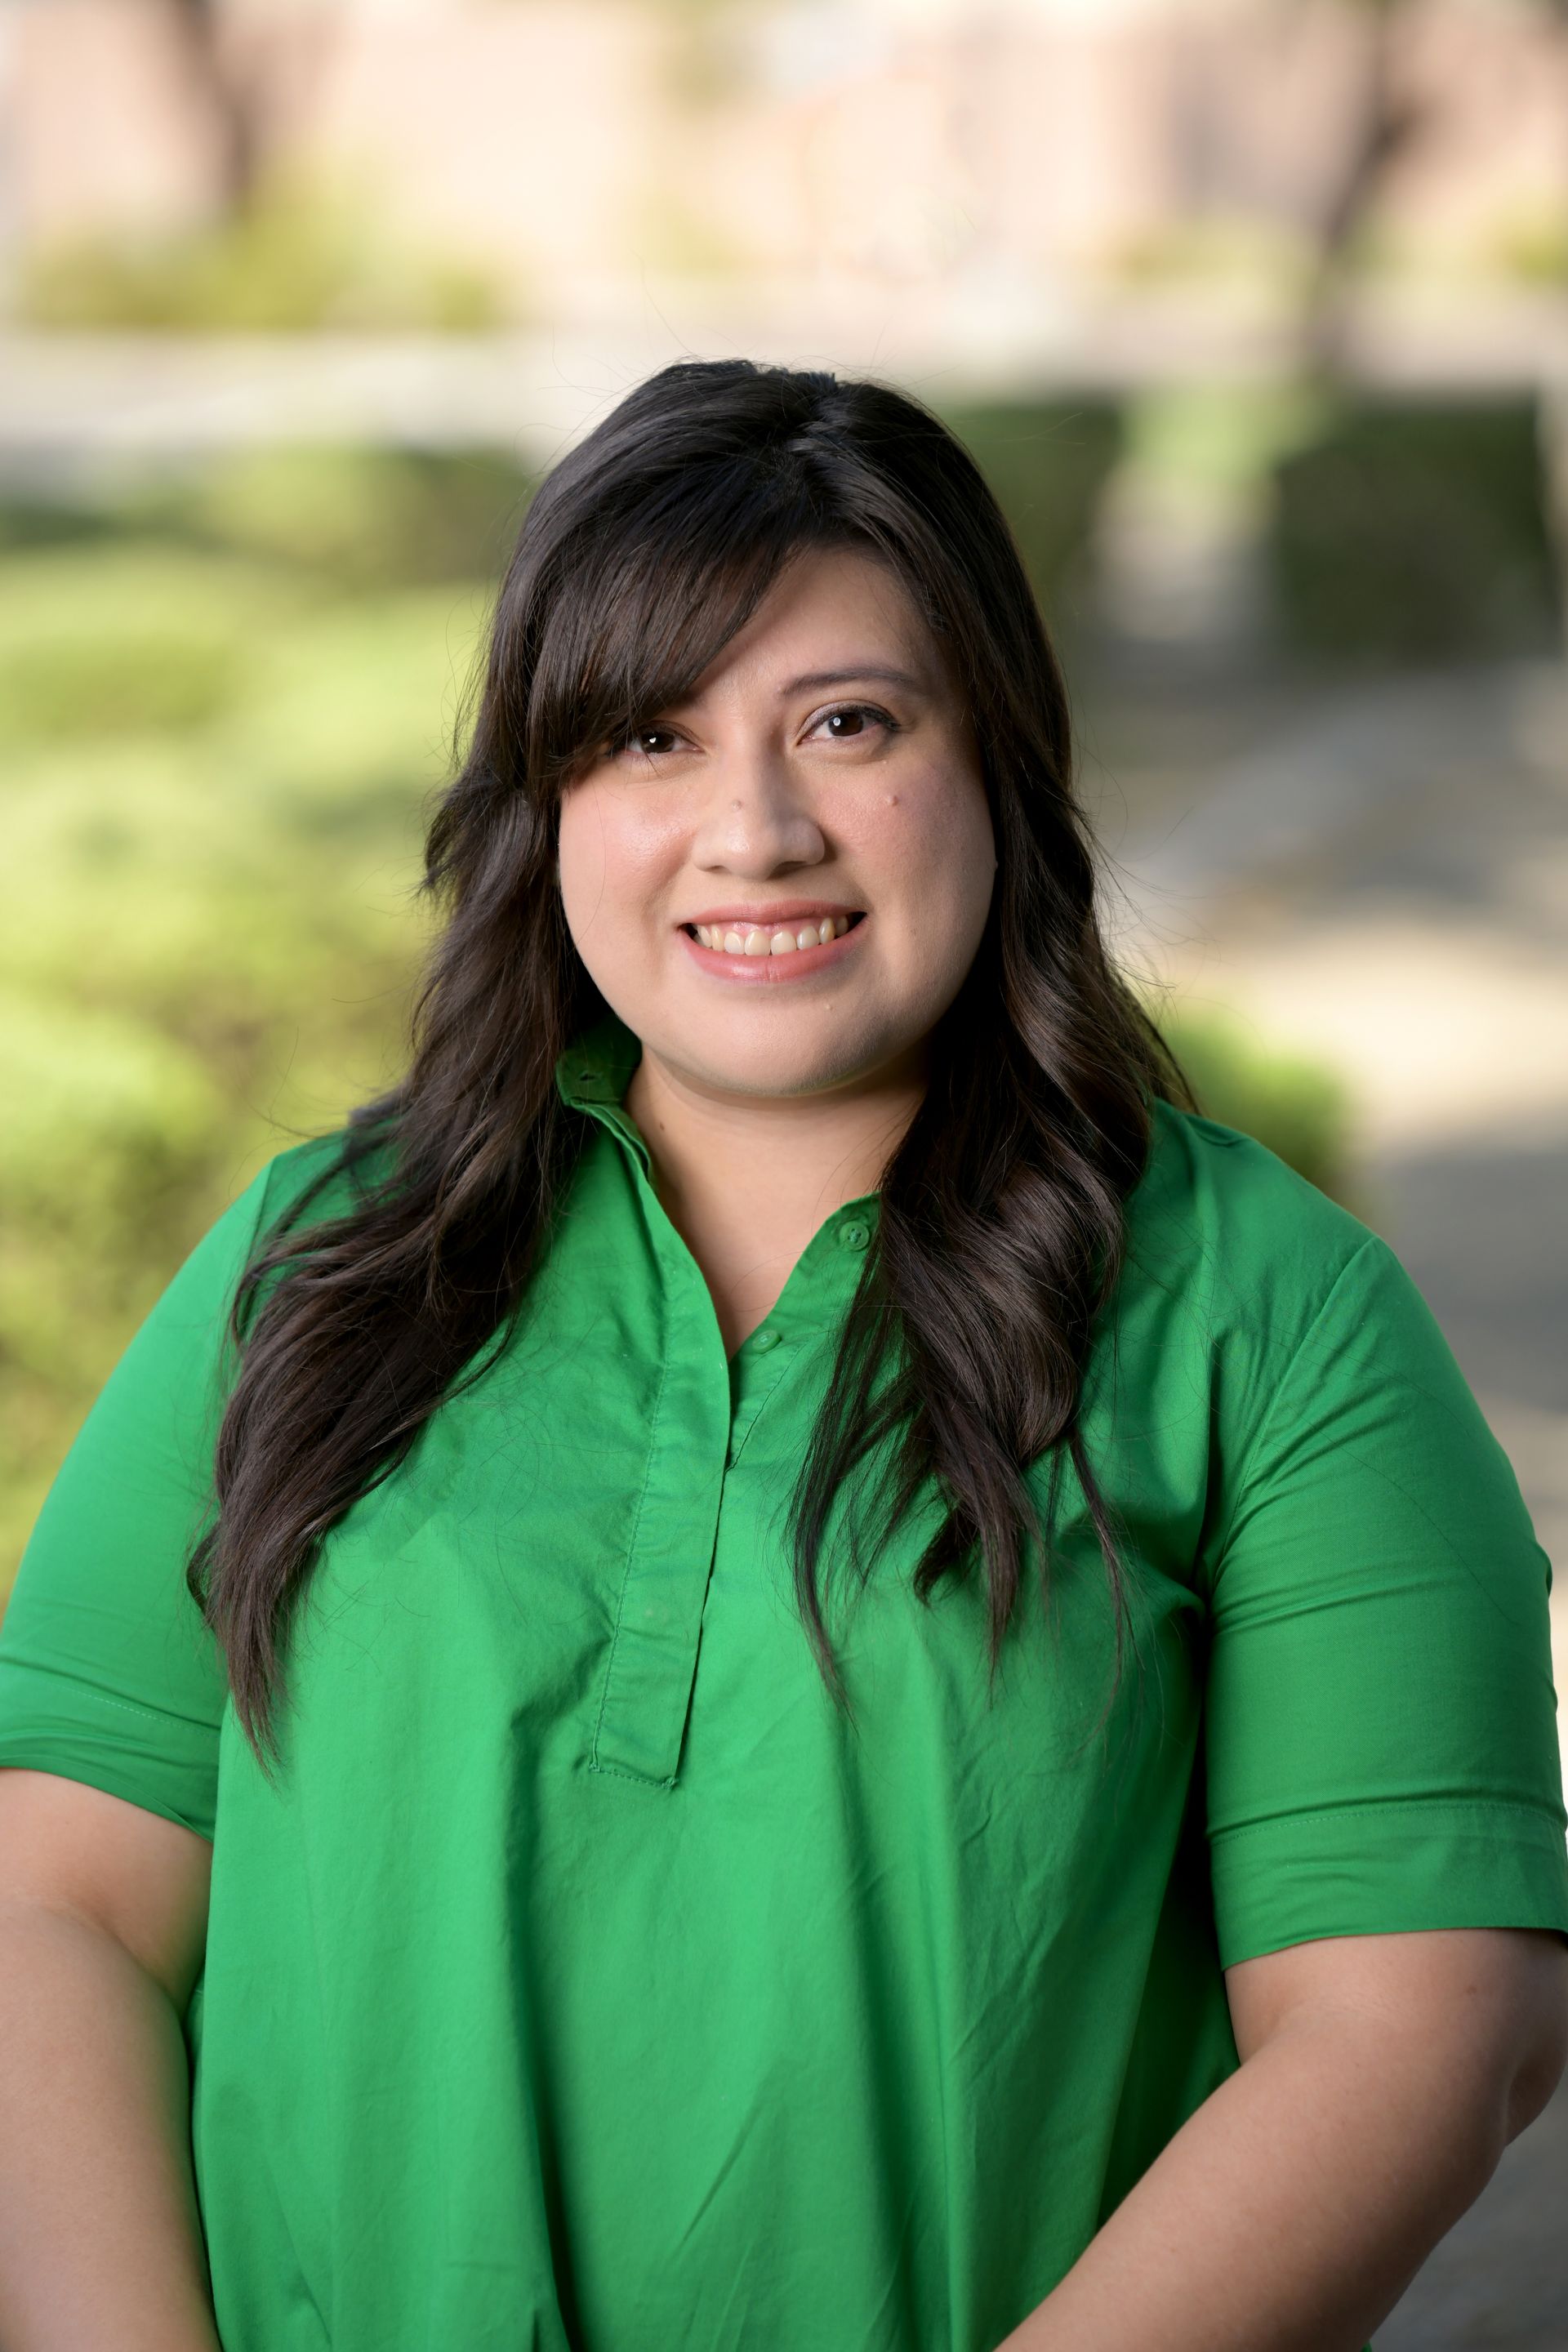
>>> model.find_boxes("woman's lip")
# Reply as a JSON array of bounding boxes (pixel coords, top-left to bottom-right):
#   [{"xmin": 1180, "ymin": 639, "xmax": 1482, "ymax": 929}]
[
  {"xmin": 679, "ymin": 914, "xmax": 868, "ymax": 982},
  {"xmin": 680, "ymin": 904, "xmax": 862, "ymax": 928}
]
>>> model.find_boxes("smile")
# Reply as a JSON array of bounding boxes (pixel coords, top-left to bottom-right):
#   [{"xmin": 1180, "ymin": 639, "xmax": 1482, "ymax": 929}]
[
  {"xmin": 688, "ymin": 914, "xmax": 857, "ymax": 956},
  {"xmin": 679, "ymin": 911, "xmax": 867, "ymax": 980}
]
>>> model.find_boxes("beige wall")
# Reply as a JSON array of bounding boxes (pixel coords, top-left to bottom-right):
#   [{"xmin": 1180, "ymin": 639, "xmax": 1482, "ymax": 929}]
[
  {"xmin": 7, "ymin": 0, "xmax": 220, "ymax": 238},
  {"xmin": 5, "ymin": 0, "xmax": 1566, "ymax": 312}
]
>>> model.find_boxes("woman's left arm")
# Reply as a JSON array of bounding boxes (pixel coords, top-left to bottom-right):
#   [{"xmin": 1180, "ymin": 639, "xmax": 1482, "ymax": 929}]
[{"xmin": 996, "ymin": 1925, "xmax": 1568, "ymax": 2352}]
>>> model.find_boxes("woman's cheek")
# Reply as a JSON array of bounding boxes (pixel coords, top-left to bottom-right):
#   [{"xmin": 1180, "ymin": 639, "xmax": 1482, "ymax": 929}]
[
  {"xmin": 858, "ymin": 760, "xmax": 991, "ymax": 896},
  {"xmin": 559, "ymin": 786, "xmax": 680, "ymax": 930}
]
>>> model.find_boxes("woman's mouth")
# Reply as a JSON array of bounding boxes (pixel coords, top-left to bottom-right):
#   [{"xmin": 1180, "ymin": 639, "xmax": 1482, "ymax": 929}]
[
  {"xmin": 678, "ymin": 910, "xmax": 867, "ymax": 980},
  {"xmin": 686, "ymin": 912, "xmax": 858, "ymax": 957}
]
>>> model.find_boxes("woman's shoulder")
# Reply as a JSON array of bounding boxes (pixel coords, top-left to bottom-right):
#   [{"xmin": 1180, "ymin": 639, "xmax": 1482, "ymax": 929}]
[
  {"xmin": 123, "ymin": 1128, "xmax": 371, "ymax": 1340},
  {"xmin": 1125, "ymin": 1092, "xmax": 1385, "ymax": 1347},
  {"xmin": 247, "ymin": 1120, "xmax": 399, "ymax": 1239},
  {"xmin": 1111, "ymin": 1101, "xmax": 1499, "ymax": 1573}
]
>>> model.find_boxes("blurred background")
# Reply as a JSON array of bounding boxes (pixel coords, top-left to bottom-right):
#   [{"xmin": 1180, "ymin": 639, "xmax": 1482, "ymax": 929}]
[{"xmin": 0, "ymin": 2, "xmax": 1564, "ymax": 2336}]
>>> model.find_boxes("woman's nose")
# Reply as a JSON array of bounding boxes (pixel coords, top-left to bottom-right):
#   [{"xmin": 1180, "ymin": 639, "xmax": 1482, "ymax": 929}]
[{"xmin": 692, "ymin": 749, "xmax": 826, "ymax": 874}]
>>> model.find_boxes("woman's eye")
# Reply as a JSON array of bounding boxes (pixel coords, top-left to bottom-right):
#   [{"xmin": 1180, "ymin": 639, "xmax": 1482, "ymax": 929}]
[
  {"xmin": 612, "ymin": 726, "xmax": 679, "ymax": 760},
  {"xmin": 813, "ymin": 703, "xmax": 896, "ymax": 742}
]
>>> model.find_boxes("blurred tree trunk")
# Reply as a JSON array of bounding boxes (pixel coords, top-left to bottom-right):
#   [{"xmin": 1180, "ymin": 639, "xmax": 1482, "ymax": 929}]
[
  {"xmin": 1303, "ymin": 0, "xmax": 1428, "ymax": 378},
  {"xmin": 164, "ymin": 0, "xmax": 339, "ymax": 222},
  {"xmin": 166, "ymin": 0, "xmax": 262, "ymax": 216},
  {"xmin": 1305, "ymin": 0, "xmax": 1568, "ymax": 377}
]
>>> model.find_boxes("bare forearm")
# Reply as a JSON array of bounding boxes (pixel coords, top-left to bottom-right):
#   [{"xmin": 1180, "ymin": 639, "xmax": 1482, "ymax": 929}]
[
  {"xmin": 0, "ymin": 1901, "xmax": 221, "ymax": 2352},
  {"xmin": 996, "ymin": 2016, "xmax": 1512, "ymax": 2352}
]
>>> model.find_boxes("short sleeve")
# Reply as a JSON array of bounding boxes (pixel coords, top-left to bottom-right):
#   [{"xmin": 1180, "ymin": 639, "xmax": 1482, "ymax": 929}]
[
  {"xmin": 0, "ymin": 1158, "xmax": 283, "ymax": 1840},
  {"xmin": 1204, "ymin": 1230, "xmax": 1568, "ymax": 1967}
]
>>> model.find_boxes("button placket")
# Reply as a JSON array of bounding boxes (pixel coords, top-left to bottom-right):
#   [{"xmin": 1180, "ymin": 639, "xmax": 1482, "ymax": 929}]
[
  {"xmin": 588, "ymin": 1208, "xmax": 730, "ymax": 1792},
  {"xmin": 563, "ymin": 1048, "xmax": 881, "ymax": 1789},
  {"xmin": 725, "ymin": 1329, "xmax": 798, "ymax": 1469}
]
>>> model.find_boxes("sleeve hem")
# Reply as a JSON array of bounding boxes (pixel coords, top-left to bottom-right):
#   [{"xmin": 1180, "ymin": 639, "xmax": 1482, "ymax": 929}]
[
  {"xmin": 0, "ymin": 1659, "xmax": 219, "ymax": 1843},
  {"xmin": 1211, "ymin": 1795, "xmax": 1568, "ymax": 1969}
]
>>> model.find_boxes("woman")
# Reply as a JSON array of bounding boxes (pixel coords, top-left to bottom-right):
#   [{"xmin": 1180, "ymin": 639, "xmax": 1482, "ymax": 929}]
[{"xmin": 0, "ymin": 359, "xmax": 1563, "ymax": 2352}]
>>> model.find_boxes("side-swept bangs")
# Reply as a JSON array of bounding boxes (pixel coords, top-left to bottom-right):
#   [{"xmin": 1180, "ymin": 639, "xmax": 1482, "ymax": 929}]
[{"xmin": 490, "ymin": 376, "xmax": 986, "ymax": 807}]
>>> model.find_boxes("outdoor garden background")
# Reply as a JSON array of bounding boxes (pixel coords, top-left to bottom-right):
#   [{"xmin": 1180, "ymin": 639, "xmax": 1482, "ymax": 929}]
[{"xmin": 1, "ymin": 6, "xmax": 1566, "ymax": 2338}]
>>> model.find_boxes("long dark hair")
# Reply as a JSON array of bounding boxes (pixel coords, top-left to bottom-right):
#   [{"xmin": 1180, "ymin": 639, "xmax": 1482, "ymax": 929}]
[{"xmin": 190, "ymin": 359, "xmax": 1194, "ymax": 1773}]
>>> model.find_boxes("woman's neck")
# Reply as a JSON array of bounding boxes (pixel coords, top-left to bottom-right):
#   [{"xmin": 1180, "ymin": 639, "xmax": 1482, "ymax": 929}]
[{"xmin": 623, "ymin": 1046, "xmax": 923, "ymax": 1356}]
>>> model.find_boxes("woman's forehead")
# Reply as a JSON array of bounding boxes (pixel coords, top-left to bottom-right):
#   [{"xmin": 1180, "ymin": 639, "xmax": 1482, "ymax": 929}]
[{"xmin": 669, "ymin": 546, "xmax": 947, "ymax": 709}]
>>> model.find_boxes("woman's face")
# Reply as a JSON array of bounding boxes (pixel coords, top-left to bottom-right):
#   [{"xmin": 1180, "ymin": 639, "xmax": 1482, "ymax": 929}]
[{"xmin": 555, "ymin": 542, "xmax": 996, "ymax": 1104}]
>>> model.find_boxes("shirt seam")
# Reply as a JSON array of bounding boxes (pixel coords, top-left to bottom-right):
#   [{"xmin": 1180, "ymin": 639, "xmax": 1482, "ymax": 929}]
[
  {"xmin": 1209, "ymin": 1231, "xmax": 1381, "ymax": 1575},
  {"xmin": 1211, "ymin": 1793, "xmax": 1568, "ymax": 1846},
  {"xmin": 0, "ymin": 1656, "xmax": 218, "ymax": 1735},
  {"xmin": 587, "ymin": 1757, "xmax": 677, "ymax": 1791}
]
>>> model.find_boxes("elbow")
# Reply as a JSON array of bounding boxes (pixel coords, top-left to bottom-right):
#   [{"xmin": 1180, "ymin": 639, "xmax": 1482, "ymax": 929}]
[{"xmin": 1503, "ymin": 1946, "xmax": 1568, "ymax": 2143}]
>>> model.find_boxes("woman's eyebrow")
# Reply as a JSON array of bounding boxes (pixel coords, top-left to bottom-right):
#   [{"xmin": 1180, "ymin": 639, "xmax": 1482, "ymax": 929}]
[{"xmin": 780, "ymin": 664, "xmax": 929, "ymax": 698}]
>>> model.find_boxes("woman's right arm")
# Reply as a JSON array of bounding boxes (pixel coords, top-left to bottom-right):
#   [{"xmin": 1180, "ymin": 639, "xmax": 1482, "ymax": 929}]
[{"xmin": 0, "ymin": 1767, "xmax": 222, "ymax": 2352}]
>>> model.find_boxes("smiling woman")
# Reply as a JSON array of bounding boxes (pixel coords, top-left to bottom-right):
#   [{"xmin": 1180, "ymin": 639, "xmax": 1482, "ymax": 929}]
[{"xmin": 0, "ymin": 360, "xmax": 1564, "ymax": 2352}]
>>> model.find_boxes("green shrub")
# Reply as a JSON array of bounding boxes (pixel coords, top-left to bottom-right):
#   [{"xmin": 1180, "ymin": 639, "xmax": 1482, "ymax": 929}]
[
  {"xmin": 1160, "ymin": 1002, "xmax": 1353, "ymax": 1200},
  {"xmin": 0, "ymin": 523, "xmax": 488, "ymax": 1593},
  {"xmin": 1493, "ymin": 212, "xmax": 1568, "ymax": 287},
  {"xmin": 0, "ymin": 745, "xmax": 432, "ymax": 1598},
  {"xmin": 0, "ymin": 627, "xmax": 239, "ymax": 738},
  {"xmin": 18, "ymin": 180, "xmax": 506, "ymax": 335},
  {"xmin": 1268, "ymin": 397, "xmax": 1562, "ymax": 664},
  {"xmin": 0, "ymin": 991, "xmax": 225, "ymax": 1250},
  {"xmin": 232, "ymin": 586, "xmax": 488, "ymax": 819},
  {"xmin": 0, "ymin": 496, "xmax": 121, "ymax": 554},
  {"xmin": 1, "ymin": 447, "xmax": 534, "ymax": 594},
  {"xmin": 0, "ymin": 547, "xmax": 305, "ymax": 742},
  {"xmin": 0, "ymin": 736, "xmax": 430, "ymax": 1087},
  {"xmin": 0, "ymin": 991, "xmax": 233, "ymax": 1570},
  {"xmin": 938, "ymin": 399, "xmax": 1125, "ymax": 627},
  {"xmin": 168, "ymin": 445, "xmax": 534, "ymax": 590}
]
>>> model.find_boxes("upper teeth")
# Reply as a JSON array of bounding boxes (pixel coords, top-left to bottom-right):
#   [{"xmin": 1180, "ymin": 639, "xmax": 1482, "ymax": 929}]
[{"xmin": 694, "ymin": 915, "xmax": 853, "ymax": 956}]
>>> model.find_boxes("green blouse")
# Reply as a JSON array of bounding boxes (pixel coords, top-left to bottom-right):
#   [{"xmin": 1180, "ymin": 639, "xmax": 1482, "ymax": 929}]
[{"xmin": 2, "ymin": 1009, "xmax": 1565, "ymax": 2352}]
